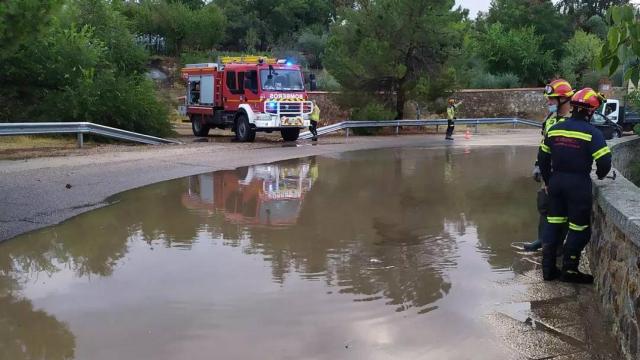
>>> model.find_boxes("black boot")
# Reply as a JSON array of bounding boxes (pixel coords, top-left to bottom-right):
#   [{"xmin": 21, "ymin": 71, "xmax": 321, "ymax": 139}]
[
  {"xmin": 542, "ymin": 243, "xmax": 560, "ymax": 281},
  {"xmin": 560, "ymin": 252, "xmax": 593, "ymax": 284},
  {"xmin": 523, "ymin": 239, "xmax": 542, "ymax": 252}
]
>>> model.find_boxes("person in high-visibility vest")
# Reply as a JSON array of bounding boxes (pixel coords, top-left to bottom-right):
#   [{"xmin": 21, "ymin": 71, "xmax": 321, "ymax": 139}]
[
  {"xmin": 537, "ymin": 88, "xmax": 611, "ymax": 283},
  {"xmin": 523, "ymin": 79, "xmax": 573, "ymax": 252},
  {"xmin": 445, "ymin": 98, "xmax": 462, "ymax": 140},
  {"xmin": 310, "ymin": 100, "xmax": 320, "ymax": 141}
]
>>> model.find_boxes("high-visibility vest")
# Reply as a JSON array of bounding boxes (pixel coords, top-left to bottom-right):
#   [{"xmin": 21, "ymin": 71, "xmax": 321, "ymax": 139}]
[
  {"xmin": 447, "ymin": 105, "xmax": 455, "ymax": 120},
  {"xmin": 544, "ymin": 115, "xmax": 565, "ymax": 135},
  {"xmin": 311, "ymin": 104, "xmax": 320, "ymax": 122}
]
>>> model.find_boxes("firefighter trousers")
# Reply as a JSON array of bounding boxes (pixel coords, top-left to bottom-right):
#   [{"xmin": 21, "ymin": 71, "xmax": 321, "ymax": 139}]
[
  {"xmin": 309, "ymin": 121, "xmax": 318, "ymax": 138},
  {"xmin": 445, "ymin": 119, "xmax": 455, "ymax": 138},
  {"xmin": 542, "ymin": 172, "xmax": 592, "ymax": 273},
  {"xmin": 536, "ymin": 188, "xmax": 568, "ymax": 245}
]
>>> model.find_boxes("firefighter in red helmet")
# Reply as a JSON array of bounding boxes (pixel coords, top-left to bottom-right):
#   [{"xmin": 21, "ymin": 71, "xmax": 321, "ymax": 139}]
[
  {"xmin": 537, "ymin": 88, "xmax": 612, "ymax": 283},
  {"xmin": 522, "ymin": 79, "xmax": 574, "ymax": 252}
]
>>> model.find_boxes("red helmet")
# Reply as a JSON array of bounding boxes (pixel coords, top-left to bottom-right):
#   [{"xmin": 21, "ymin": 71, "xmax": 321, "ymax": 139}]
[
  {"xmin": 544, "ymin": 79, "xmax": 574, "ymax": 98},
  {"xmin": 571, "ymin": 88, "xmax": 604, "ymax": 110}
]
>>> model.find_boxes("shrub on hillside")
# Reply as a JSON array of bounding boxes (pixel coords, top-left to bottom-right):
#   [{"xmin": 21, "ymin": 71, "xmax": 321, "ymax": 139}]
[
  {"xmin": 350, "ymin": 102, "xmax": 395, "ymax": 135},
  {"xmin": 469, "ymin": 71, "xmax": 521, "ymax": 89}
]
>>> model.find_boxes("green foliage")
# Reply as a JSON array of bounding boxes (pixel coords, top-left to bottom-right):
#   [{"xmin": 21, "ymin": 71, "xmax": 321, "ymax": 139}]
[
  {"xmin": 634, "ymin": 123, "xmax": 640, "ymax": 135},
  {"xmin": 473, "ymin": 23, "xmax": 555, "ymax": 85},
  {"xmin": 71, "ymin": 0, "xmax": 148, "ymax": 74},
  {"xmin": 557, "ymin": 0, "xmax": 630, "ymax": 20},
  {"xmin": 600, "ymin": 5, "xmax": 640, "ymax": 86},
  {"xmin": 482, "ymin": 0, "xmax": 570, "ymax": 57},
  {"xmin": 296, "ymin": 27, "xmax": 327, "ymax": 69},
  {"xmin": 126, "ymin": 0, "xmax": 225, "ymax": 55},
  {"xmin": 468, "ymin": 70, "xmax": 521, "ymax": 89},
  {"xmin": 324, "ymin": 0, "xmax": 463, "ymax": 119},
  {"xmin": 585, "ymin": 15, "xmax": 609, "ymax": 39},
  {"xmin": 45, "ymin": 72, "xmax": 171, "ymax": 136},
  {"xmin": 0, "ymin": 0, "xmax": 63, "ymax": 57},
  {"xmin": 315, "ymin": 70, "xmax": 341, "ymax": 91},
  {"xmin": 217, "ymin": 0, "xmax": 332, "ymax": 52},
  {"xmin": 350, "ymin": 102, "xmax": 395, "ymax": 135},
  {"xmin": 560, "ymin": 30, "xmax": 604, "ymax": 87},
  {"xmin": 0, "ymin": 0, "xmax": 172, "ymax": 137}
]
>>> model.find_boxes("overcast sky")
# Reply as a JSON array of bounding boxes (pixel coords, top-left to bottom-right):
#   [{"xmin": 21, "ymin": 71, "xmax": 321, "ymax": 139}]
[
  {"xmin": 456, "ymin": 0, "xmax": 640, "ymax": 18},
  {"xmin": 456, "ymin": 0, "xmax": 492, "ymax": 18}
]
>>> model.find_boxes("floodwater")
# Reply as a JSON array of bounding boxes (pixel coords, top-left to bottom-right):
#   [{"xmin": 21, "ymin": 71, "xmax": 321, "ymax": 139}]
[{"xmin": 0, "ymin": 146, "xmax": 613, "ymax": 359}]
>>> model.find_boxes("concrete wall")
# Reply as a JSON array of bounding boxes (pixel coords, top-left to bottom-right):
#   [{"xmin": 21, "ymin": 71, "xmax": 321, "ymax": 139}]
[{"xmin": 589, "ymin": 136, "xmax": 640, "ymax": 360}]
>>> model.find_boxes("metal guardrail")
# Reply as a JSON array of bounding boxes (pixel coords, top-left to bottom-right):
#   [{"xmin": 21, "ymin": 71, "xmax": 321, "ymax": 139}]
[
  {"xmin": 0, "ymin": 122, "xmax": 181, "ymax": 147},
  {"xmin": 300, "ymin": 117, "xmax": 542, "ymax": 139}
]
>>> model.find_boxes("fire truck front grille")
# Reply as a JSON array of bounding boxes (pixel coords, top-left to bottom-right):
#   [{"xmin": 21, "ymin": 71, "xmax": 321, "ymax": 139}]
[{"xmin": 264, "ymin": 101, "xmax": 313, "ymax": 115}]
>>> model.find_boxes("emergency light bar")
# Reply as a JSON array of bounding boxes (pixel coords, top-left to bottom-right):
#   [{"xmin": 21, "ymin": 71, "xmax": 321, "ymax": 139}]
[{"xmin": 220, "ymin": 56, "xmax": 277, "ymax": 65}]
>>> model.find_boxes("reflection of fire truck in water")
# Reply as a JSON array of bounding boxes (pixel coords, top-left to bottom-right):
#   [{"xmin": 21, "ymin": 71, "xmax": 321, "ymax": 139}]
[{"xmin": 181, "ymin": 159, "xmax": 317, "ymax": 227}]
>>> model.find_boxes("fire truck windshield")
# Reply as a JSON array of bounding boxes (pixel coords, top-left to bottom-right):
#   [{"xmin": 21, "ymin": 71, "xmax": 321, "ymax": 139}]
[{"xmin": 260, "ymin": 70, "xmax": 304, "ymax": 91}]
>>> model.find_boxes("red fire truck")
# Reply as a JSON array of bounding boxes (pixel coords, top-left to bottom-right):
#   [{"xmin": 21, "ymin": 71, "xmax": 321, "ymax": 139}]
[{"xmin": 181, "ymin": 56, "xmax": 313, "ymax": 142}]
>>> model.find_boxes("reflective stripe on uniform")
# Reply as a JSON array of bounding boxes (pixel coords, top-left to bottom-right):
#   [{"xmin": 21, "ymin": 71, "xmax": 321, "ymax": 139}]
[
  {"xmin": 540, "ymin": 143, "xmax": 551, "ymax": 153},
  {"xmin": 547, "ymin": 130, "xmax": 592, "ymax": 141},
  {"xmin": 569, "ymin": 222, "xmax": 589, "ymax": 231},
  {"xmin": 547, "ymin": 216, "xmax": 568, "ymax": 223},
  {"xmin": 592, "ymin": 146, "xmax": 611, "ymax": 160}
]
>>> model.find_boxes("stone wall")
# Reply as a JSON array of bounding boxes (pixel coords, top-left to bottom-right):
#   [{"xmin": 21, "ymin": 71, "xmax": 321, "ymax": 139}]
[
  {"xmin": 309, "ymin": 88, "xmax": 550, "ymax": 123},
  {"xmin": 309, "ymin": 87, "xmax": 627, "ymax": 124},
  {"xmin": 589, "ymin": 136, "xmax": 640, "ymax": 360},
  {"xmin": 453, "ymin": 88, "xmax": 547, "ymax": 120}
]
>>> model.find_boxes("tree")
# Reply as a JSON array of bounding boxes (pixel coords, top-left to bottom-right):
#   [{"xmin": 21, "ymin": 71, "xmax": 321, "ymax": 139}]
[
  {"xmin": 216, "ymin": 0, "xmax": 332, "ymax": 52},
  {"xmin": 557, "ymin": 0, "xmax": 629, "ymax": 19},
  {"xmin": 323, "ymin": 0, "xmax": 463, "ymax": 119},
  {"xmin": 560, "ymin": 30, "xmax": 604, "ymax": 87},
  {"xmin": 473, "ymin": 23, "xmax": 555, "ymax": 85},
  {"xmin": 482, "ymin": 0, "xmax": 570, "ymax": 58},
  {"xmin": 0, "ymin": 0, "xmax": 63, "ymax": 57},
  {"xmin": 600, "ymin": 5, "xmax": 640, "ymax": 85},
  {"xmin": 584, "ymin": 15, "xmax": 608, "ymax": 39}
]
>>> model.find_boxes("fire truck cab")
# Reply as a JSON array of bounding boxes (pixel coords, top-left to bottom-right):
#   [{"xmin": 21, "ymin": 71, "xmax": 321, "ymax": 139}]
[{"xmin": 181, "ymin": 56, "xmax": 313, "ymax": 142}]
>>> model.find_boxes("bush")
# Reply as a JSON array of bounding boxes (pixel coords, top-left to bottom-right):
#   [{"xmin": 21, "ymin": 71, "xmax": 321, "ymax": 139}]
[
  {"xmin": 315, "ymin": 70, "xmax": 341, "ymax": 91},
  {"xmin": 634, "ymin": 123, "xmax": 640, "ymax": 136},
  {"xmin": 42, "ymin": 72, "xmax": 172, "ymax": 137},
  {"xmin": 469, "ymin": 71, "xmax": 521, "ymax": 89},
  {"xmin": 350, "ymin": 102, "xmax": 396, "ymax": 135}
]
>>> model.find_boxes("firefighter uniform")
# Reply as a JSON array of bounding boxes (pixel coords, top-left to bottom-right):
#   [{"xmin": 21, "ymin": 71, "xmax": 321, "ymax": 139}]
[
  {"xmin": 310, "ymin": 102, "xmax": 320, "ymax": 141},
  {"xmin": 524, "ymin": 79, "xmax": 574, "ymax": 252},
  {"xmin": 537, "ymin": 91, "xmax": 611, "ymax": 283},
  {"xmin": 445, "ymin": 100, "xmax": 460, "ymax": 140}
]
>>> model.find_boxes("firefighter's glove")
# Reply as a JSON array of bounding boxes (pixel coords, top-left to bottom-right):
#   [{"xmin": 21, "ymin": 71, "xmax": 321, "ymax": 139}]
[{"xmin": 532, "ymin": 165, "xmax": 542, "ymax": 183}]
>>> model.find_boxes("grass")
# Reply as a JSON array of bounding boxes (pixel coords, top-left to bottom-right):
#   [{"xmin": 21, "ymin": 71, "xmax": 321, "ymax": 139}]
[{"xmin": 0, "ymin": 135, "xmax": 78, "ymax": 150}]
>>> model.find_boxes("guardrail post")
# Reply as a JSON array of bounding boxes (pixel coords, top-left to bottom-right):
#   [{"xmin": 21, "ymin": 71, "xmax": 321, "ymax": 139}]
[
  {"xmin": 77, "ymin": 132, "xmax": 84, "ymax": 148},
  {"xmin": 436, "ymin": 125, "xmax": 439, "ymax": 133},
  {"xmin": 395, "ymin": 124, "xmax": 399, "ymax": 135},
  {"xmin": 346, "ymin": 128, "xmax": 350, "ymax": 137},
  {"xmin": 513, "ymin": 120, "xmax": 517, "ymax": 129},
  {"xmin": 475, "ymin": 120, "xmax": 479, "ymax": 134}
]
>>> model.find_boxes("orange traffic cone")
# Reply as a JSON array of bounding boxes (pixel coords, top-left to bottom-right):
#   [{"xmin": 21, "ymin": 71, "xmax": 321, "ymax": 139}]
[{"xmin": 464, "ymin": 130, "xmax": 471, "ymax": 139}]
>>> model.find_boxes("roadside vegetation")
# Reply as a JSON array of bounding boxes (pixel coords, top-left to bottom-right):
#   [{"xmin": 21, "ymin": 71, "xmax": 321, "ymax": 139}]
[{"xmin": 1, "ymin": 0, "xmax": 639, "ymax": 131}]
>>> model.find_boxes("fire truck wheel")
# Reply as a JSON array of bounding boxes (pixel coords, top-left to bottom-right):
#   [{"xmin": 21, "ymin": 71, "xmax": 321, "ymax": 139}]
[
  {"xmin": 281, "ymin": 128, "xmax": 300, "ymax": 142},
  {"xmin": 191, "ymin": 117, "xmax": 210, "ymax": 137},
  {"xmin": 235, "ymin": 114, "xmax": 255, "ymax": 142}
]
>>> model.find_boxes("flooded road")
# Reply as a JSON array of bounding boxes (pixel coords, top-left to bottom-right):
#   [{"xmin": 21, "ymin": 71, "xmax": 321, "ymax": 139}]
[{"xmin": 0, "ymin": 146, "xmax": 615, "ymax": 359}]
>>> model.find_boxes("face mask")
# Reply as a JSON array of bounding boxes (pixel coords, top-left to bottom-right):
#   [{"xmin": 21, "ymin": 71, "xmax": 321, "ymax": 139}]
[{"xmin": 548, "ymin": 105, "xmax": 558, "ymax": 113}]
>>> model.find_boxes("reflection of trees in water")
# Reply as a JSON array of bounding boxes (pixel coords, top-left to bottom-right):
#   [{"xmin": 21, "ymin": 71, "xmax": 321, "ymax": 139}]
[
  {"xmin": 0, "ymin": 293, "xmax": 75, "ymax": 360},
  {"xmin": 0, "ymin": 247, "xmax": 75, "ymax": 358}
]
